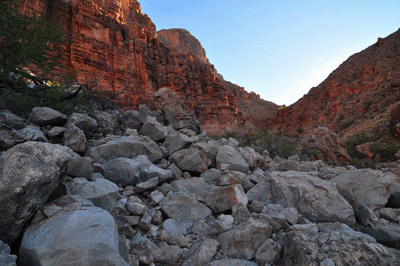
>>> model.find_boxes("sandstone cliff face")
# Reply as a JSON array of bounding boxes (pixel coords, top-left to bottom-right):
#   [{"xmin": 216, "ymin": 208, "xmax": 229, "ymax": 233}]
[
  {"xmin": 274, "ymin": 28, "xmax": 400, "ymax": 139},
  {"xmin": 20, "ymin": 0, "xmax": 276, "ymax": 134}
]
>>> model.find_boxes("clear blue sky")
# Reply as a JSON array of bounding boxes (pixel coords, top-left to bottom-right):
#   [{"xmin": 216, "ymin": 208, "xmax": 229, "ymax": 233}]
[{"xmin": 139, "ymin": 0, "xmax": 400, "ymax": 106}]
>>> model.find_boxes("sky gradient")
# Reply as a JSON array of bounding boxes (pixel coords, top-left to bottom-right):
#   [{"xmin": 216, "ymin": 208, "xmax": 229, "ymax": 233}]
[{"xmin": 139, "ymin": 0, "xmax": 400, "ymax": 106}]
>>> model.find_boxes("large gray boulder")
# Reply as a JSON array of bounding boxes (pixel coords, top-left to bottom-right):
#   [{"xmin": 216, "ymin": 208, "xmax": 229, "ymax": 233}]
[
  {"xmin": 153, "ymin": 245, "xmax": 183, "ymax": 266},
  {"xmin": 280, "ymin": 229, "xmax": 400, "ymax": 266},
  {"xmin": 0, "ymin": 240, "xmax": 17, "ymax": 266},
  {"xmin": 18, "ymin": 196, "xmax": 129, "ymax": 266},
  {"xmin": 121, "ymin": 110, "xmax": 143, "ymax": 130},
  {"xmin": 171, "ymin": 177, "xmax": 209, "ymax": 197},
  {"xmin": 160, "ymin": 192, "xmax": 212, "ymax": 226},
  {"xmin": 164, "ymin": 131, "xmax": 193, "ymax": 155},
  {"xmin": 330, "ymin": 169, "xmax": 396, "ymax": 213},
  {"xmin": 64, "ymin": 177, "xmax": 120, "ymax": 212},
  {"xmin": 204, "ymin": 184, "xmax": 248, "ymax": 213},
  {"xmin": 66, "ymin": 112, "xmax": 98, "ymax": 139},
  {"xmin": 19, "ymin": 125, "xmax": 48, "ymax": 142},
  {"xmin": 0, "ymin": 141, "xmax": 72, "ymax": 245},
  {"xmin": 91, "ymin": 110, "xmax": 120, "ymax": 135},
  {"xmin": 169, "ymin": 147, "xmax": 208, "ymax": 174},
  {"xmin": 216, "ymin": 145, "xmax": 249, "ymax": 173},
  {"xmin": 86, "ymin": 135, "xmax": 163, "ymax": 164},
  {"xmin": 181, "ymin": 239, "xmax": 220, "ymax": 266},
  {"xmin": 63, "ymin": 123, "xmax": 87, "ymax": 153},
  {"xmin": 67, "ymin": 153, "xmax": 93, "ymax": 179},
  {"xmin": 0, "ymin": 129, "xmax": 25, "ymax": 150},
  {"xmin": 218, "ymin": 218, "xmax": 272, "ymax": 260},
  {"xmin": 268, "ymin": 171, "xmax": 356, "ymax": 225},
  {"xmin": 29, "ymin": 107, "xmax": 67, "ymax": 126},
  {"xmin": 206, "ymin": 259, "xmax": 258, "ymax": 266},
  {"xmin": 139, "ymin": 116, "xmax": 168, "ymax": 142},
  {"xmin": 104, "ymin": 155, "xmax": 172, "ymax": 187}
]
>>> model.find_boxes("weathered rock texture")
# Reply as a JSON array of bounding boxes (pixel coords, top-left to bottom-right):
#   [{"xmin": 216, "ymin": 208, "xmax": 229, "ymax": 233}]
[
  {"xmin": 274, "ymin": 28, "xmax": 400, "ymax": 140},
  {"xmin": 0, "ymin": 142, "xmax": 72, "ymax": 245},
  {"xmin": 21, "ymin": 0, "xmax": 278, "ymax": 134}
]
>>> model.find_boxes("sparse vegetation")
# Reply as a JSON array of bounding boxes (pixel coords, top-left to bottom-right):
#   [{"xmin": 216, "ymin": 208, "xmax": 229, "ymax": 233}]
[
  {"xmin": 212, "ymin": 129, "xmax": 299, "ymax": 159},
  {"xmin": 369, "ymin": 140, "xmax": 400, "ymax": 161}
]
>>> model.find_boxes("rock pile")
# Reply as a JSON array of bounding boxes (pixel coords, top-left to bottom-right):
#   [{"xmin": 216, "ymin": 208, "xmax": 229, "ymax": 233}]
[{"xmin": 1, "ymin": 89, "xmax": 400, "ymax": 265}]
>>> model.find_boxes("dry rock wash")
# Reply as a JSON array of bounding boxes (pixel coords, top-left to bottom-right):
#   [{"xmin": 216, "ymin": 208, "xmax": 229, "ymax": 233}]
[{"xmin": 1, "ymin": 88, "xmax": 400, "ymax": 266}]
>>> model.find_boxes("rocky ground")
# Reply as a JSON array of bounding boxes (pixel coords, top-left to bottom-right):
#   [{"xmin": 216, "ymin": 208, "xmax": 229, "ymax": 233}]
[{"xmin": 1, "ymin": 88, "xmax": 400, "ymax": 266}]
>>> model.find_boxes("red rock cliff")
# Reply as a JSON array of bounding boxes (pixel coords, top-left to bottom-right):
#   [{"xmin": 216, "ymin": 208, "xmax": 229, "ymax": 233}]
[
  {"xmin": 273, "ymin": 28, "xmax": 400, "ymax": 140},
  {"xmin": 20, "ymin": 0, "xmax": 277, "ymax": 134}
]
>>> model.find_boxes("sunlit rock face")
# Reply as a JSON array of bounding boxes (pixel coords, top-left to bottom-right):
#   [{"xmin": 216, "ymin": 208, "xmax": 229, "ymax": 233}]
[
  {"xmin": 20, "ymin": 0, "xmax": 278, "ymax": 134},
  {"xmin": 273, "ymin": 28, "xmax": 400, "ymax": 139}
]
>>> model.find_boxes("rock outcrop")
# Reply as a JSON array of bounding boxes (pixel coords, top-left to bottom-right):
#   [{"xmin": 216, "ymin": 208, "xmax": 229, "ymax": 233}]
[{"xmin": 20, "ymin": 0, "xmax": 278, "ymax": 134}]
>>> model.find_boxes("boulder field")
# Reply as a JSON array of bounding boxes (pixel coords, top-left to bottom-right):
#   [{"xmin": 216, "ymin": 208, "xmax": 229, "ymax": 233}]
[{"xmin": 1, "ymin": 88, "xmax": 400, "ymax": 265}]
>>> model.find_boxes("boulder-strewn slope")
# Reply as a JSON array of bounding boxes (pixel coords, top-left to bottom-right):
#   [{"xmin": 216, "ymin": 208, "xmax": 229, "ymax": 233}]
[
  {"xmin": 2, "ymin": 88, "xmax": 400, "ymax": 265},
  {"xmin": 274, "ymin": 28, "xmax": 400, "ymax": 139},
  {"xmin": 20, "ymin": 0, "xmax": 278, "ymax": 134}
]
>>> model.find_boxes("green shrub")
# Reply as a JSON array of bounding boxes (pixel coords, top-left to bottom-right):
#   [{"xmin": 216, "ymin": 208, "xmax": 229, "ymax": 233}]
[
  {"xmin": 0, "ymin": 0, "xmax": 66, "ymax": 89},
  {"xmin": 345, "ymin": 133, "xmax": 373, "ymax": 159},
  {"xmin": 369, "ymin": 140, "xmax": 400, "ymax": 161},
  {"xmin": 349, "ymin": 158, "xmax": 377, "ymax": 169}
]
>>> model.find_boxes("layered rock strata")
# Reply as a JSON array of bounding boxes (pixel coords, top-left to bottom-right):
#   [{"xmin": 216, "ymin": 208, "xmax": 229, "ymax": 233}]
[{"xmin": 20, "ymin": 0, "xmax": 278, "ymax": 134}]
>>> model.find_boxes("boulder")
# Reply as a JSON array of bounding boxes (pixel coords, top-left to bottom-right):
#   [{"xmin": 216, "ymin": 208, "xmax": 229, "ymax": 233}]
[
  {"xmin": 330, "ymin": 169, "xmax": 396, "ymax": 213},
  {"xmin": 121, "ymin": 110, "xmax": 143, "ymax": 130},
  {"xmin": 153, "ymin": 87, "xmax": 201, "ymax": 134},
  {"xmin": 86, "ymin": 135, "xmax": 163, "ymax": 164},
  {"xmin": 104, "ymin": 155, "xmax": 172, "ymax": 187},
  {"xmin": 160, "ymin": 192, "xmax": 212, "ymax": 226},
  {"xmin": 357, "ymin": 222, "xmax": 400, "ymax": 249},
  {"xmin": 206, "ymin": 259, "xmax": 258, "ymax": 266},
  {"xmin": 66, "ymin": 112, "xmax": 98, "ymax": 139},
  {"xmin": 169, "ymin": 147, "xmax": 208, "ymax": 174},
  {"xmin": 164, "ymin": 131, "xmax": 193, "ymax": 155},
  {"xmin": 0, "ymin": 142, "xmax": 72, "ymax": 245},
  {"xmin": 193, "ymin": 140, "xmax": 220, "ymax": 168},
  {"xmin": 18, "ymin": 196, "xmax": 128, "ymax": 266},
  {"xmin": 300, "ymin": 127, "xmax": 351, "ymax": 166},
  {"xmin": 0, "ymin": 110, "xmax": 26, "ymax": 129},
  {"xmin": 67, "ymin": 153, "xmax": 93, "ymax": 179},
  {"xmin": 63, "ymin": 123, "xmax": 87, "ymax": 153},
  {"xmin": 64, "ymin": 177, "xmax": 120, "ymax": 211},
  {"xmin": 0, "ymin": 240, "xmax": 17, "ymax": 266},
  {"xmin": 171, "ymin": 177, "xmax": 209, "ymax": 197},
  {"xmin": 280, "ymin": 229, "xmax": 400, "ymax": 266},
  {"xmin": 162, "ymin": 219, "xmax": 188, "ymax": 237},
  {"xmin": 218, "ymin": 218, "xmax": 272, "ymax": 260},
  {"xmin": 238, "ymin": 147, "xmax": 265, "ymax": 170},
  {"xmin": 29, "ymin": 107, "xmax": 67, "ymax": 126},
  {"xmin": 153, "ymin": 245, "xmax": 183, "ymax": 266},
  {"xmin": 139, "ymin": 116, "xmax": 168, "ymax": 142},
  {"xmin": 0, "ymin": 128, "xmax": 25, "ymax": 150},
  {"xmin": 216, "ymin": 145, "xmax": 249, "ymax": 173},
  {"xmin": 181, "ymin": 239, "xmax": 220, "ymax": 266},
  {"xmin": 91, "ymin": 110, "xmax": 120, "ymax": 135},
  {"xmin": 204, "ymin": 184, "xmax": 248, "ymax": 213},
  {"xmin": 268, "ymin": 171, "xmax": 355, "ymax": 225},
  {"xmin": 19, "ymin": 125, "xmax": 48, "ymax": 142},
  {"xmin": 255, "ymin": 239, "xmax": 282, "ymax": 266}
]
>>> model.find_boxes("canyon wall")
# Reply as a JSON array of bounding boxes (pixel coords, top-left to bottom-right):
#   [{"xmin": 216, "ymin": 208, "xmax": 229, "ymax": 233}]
[
  {"xmin": 273, "ymin": 28, "xmax": 400, "ymax": 139},
  {"xmin": 21, "ymin": 0, "xmax": 278, "ymax": 134}
]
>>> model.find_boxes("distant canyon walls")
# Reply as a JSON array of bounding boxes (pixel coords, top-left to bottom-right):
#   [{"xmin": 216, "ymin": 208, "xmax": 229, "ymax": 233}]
[{"xmin": 21, "ymin": 0, "xmax": 278, "ymax": 134}]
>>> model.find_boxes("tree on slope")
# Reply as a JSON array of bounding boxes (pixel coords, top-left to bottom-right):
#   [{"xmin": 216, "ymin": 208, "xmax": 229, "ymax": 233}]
[{"xmin": 0, "ymin": 0, "xmax": 65, "ymax": 87}]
